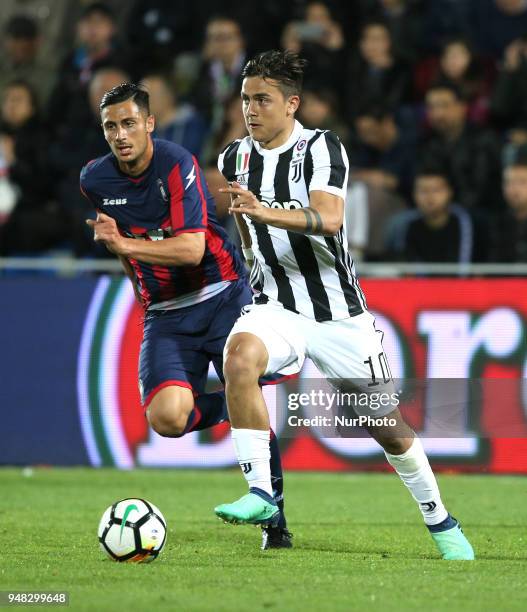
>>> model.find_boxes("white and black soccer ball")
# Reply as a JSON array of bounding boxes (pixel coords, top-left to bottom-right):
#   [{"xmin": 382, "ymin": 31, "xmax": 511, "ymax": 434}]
[{"xmin": 98, "ymin": 498, "xmax": 167, "ymax": 563}]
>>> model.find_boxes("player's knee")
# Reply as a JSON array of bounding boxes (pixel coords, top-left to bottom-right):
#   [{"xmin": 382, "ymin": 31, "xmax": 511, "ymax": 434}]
[
  {"xmin": 224, "ymin": 336, "xmax": 267, "ymax": 383},
  {"xmin": 148, "ymin": 409, "xmax": 189, "ymax": 437},
  {"xmin": 146, "ymin": 387, "xmax": 194, "ymax": 437}
]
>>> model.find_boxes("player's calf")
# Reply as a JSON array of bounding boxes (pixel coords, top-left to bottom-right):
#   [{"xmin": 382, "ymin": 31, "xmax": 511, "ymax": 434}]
[{"xmin": 364, "ymin": 408, "xmax": 415, "ymax": 454}]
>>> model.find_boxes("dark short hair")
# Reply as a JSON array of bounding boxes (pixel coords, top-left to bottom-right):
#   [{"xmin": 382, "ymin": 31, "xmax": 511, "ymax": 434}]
[
  {"xmin": 3, "ymin": 78, "xmax": 39, "ymax": 110},
  {"xmin": 4, "ymin": 15, "xmax": 38, "ymax": 39},
  {"xmin": 440, "ymin": 35, "xmax": 474, "ymax": 55},
  {"xmin": 506, "ymin": 149, "xmax": 527, "ymax": 170},
  {"xmin": 80, "ymin": 2, "xmax": 115, "ymax": 21},
  {"xmin": 355, "ymin": 99, "xmax": 394, "ymax": 122},
  {"xmin": 426, "ymin": 79, "xmax": 466, "ymax": 103},
  {"xmin": 242, "ymin": 50, "xmax": 307, "ymax": 98},
  {"xmin": 141, "ymin": 71, "xmax": 177, "ymax": 96},
  {"xmin": 303, "ymin": 87, "xmax": 338, "ymax": 112},
  {"xmin": 414, "ymin": 162, "xmax": 453, "ymax": 186},
  {"xmin": 99, "ymin": 82, "xmax": 150, "ymax": 115},
  {"xmin": 360, "ymin": 17, "xmax": 391, "ymax": 37},
  {"xmin": 206, "ymin": 13, "xmax": 241, "ymax": 27}
]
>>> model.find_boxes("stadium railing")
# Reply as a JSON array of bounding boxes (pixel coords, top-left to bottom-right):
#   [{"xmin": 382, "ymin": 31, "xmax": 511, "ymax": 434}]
[{"xmin": 0, "ymin": 257, "xmax": 526, "ymax": 277}]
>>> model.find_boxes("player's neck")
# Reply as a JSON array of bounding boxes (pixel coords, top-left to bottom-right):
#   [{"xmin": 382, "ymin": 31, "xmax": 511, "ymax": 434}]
[
  {"xmin": 118, "ymin": 138, "xmax": 154, "ymax": 176},
  {"xmin": 257, "ymin": 120, "xmax": 296, "ymax": 150}
]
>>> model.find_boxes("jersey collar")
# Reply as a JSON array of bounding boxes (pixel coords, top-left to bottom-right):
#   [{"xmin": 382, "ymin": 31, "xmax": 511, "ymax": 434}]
[{"xmin": 252, "ymin": 120, "xmax": 303, "ymax": 156}]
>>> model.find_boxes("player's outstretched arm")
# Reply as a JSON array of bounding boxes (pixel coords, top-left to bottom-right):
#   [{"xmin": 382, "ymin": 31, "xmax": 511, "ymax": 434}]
[
  {"xmin": 86, "ymin": 213, "xmax": 205, "ymax": 266},
  {"xmin": 220, "ymin": 186, "xmax": 343, "ymax": 237}
]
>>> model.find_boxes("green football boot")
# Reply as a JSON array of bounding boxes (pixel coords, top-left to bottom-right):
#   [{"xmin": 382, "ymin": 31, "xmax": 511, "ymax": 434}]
[
  {"xmin": 429, "ymin": 515, "xmax": 475, "ymax": 560},
  {"xmin": 215, "ymin": 489, "xmax": 280, "ymax": 526}
]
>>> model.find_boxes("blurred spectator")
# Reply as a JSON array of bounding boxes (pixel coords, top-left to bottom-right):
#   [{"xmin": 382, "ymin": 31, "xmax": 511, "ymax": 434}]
[
  {"xmin": 349, "ymin": 101, "xmax": 416, "ymax": 198},
  {"xmin": 390, "ymin": 166, "xmax": 489, "ymax": 262},
  {"xmin": 501, "ymin": 125, "xmax": 527, "ymax": 168},
  {"xmin": 298, "ymin": 88, "xmax": 350, "ymax": 150},
  {"xmin": 420, "ymin": 81, "xmax": 502, "ymax": 210},
  {"xmin": 492, "ymin": 161, "xmax": 527, "ymax": 261},
  {"xmin": 0, "ymin": 1, "xmax": 71, "ymax": 63},
  {"xmin": 191, "ymin": 16, "xmax": 246, "ymax": 135},
  {"xmin": 420, "ymin": 0, "xmax": 472, "ymax": 54},
  {"xmin": 140, "ymin": 73, "xmax": 208, "ymax": 159},
  {"xmin": 206, "ymin": 93, "xmax": 247, "ymax": 164},
  {"xmin": 0, "ymin": 15, "xmax": 56, "ymax": 107},
  {"xmin": 490, "ymin": 37, "xmax": 527, "ymax": 130},
  {"xmin": 0, "ymin": 80, "xmax": 65, "ymax": 254},
  {"xmin": 281, "ymin": 2, "xmax": 345, "ymax": 93},
  {"xmin": 468, "ymin": 0, "xmax": 527, "ymax": 59},
  {"xmin": 414, "ymin": 36, "xmax": 496, "ymax": 125},
  {"xmin": 345, "ymin": 18, "xmax": 412, "ymax": 119},
  {"xmin": 360, "ymin": 0, "xmax": 426, "ymax": 62},
  {"xmin": 344, "ymin": 181, "xmax": 369, "ymax": 261},
  {"xmin": 46, "ymin": 2, "xmax": 121, "ymax": 138},
  {"xmin": 345, "ymin": 180, "xmax": 407, "ymax": 261},
  {"xmin": 0, "ymin": 138, "xmax": 18, "ymax": 225},
  {"xmin": 49, "ymin": 66, "xmax": 130, "ymax": 256},
  {"xmin": 123, "ymin": 0, "xmax": 200, "ymax": 77},
  {"xmin": 203, "ymin": 93, "xmax": 248, "ymax": 245}
]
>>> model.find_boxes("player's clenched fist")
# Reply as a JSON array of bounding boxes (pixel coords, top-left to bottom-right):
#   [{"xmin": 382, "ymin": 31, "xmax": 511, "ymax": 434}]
[
  {"xmin": 219, "ymin": 182, "xmax": 269, "ymax": 224},
  {"xmin": 86, "ymin": 212, "xmax": 124, "ymax": 254}
]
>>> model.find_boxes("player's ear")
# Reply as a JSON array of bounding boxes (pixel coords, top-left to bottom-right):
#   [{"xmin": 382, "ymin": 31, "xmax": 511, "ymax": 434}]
[
  {"xmin": 287, "ymin": 95, "xmax": 300, "ymax": 117},
  {"xmin": 146, "ymin": 114, "xmax": 155, "ymax": 133}
]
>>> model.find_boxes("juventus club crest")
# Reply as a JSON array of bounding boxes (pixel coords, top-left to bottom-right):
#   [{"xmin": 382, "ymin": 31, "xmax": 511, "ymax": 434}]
[
  {"xmin": 291, "ymin": 159, "xmax": 303, "ymax": 183},
  {"xmin": 291, "ymin": 138, "xmax": 307, "ymax": 183}
]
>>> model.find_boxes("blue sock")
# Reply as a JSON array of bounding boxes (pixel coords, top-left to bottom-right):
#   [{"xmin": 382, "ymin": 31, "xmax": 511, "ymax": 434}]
[
  {"xmin": 183, "ymin": 391, "xmax": 228, "ymax": 434},
  {"xmin": 427, "ymin": 514, "xmax": 458, "ymax": 533},
  {"xmin": 269, "ymin": 431, "xmax": 286, "ymax": 528},
  {"xmin": 249, "ymin": 487, "xmax": 277, "ymax": 505}
]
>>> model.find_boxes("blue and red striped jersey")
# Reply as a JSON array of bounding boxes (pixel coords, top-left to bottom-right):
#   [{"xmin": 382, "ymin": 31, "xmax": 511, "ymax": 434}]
[{"xmin": 80, "ymin": 139, "xmax": 244, "ymax": 309}]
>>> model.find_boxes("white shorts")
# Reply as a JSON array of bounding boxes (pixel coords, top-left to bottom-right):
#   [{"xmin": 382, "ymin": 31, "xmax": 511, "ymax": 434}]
[{"xmin": 227, "ymin": 302, "xmax": 397, "ymax": 418}]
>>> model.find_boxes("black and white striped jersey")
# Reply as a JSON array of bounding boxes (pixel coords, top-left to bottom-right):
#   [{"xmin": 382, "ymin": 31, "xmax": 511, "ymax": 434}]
[{"xmin": 218, "ymin": 120, "xmax": 367, "ymax": 322}]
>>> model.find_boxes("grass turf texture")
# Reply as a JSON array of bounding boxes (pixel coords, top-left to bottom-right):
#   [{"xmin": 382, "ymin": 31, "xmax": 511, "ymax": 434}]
[{"xmin": 0, "ymin": 469, "xmax": 525, "ymax": 612}]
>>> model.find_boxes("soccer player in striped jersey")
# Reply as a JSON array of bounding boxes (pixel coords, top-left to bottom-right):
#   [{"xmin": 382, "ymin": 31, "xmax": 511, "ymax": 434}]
[
  {"xmin": 214, "ymin": 51, "xmax": 474, "ymax": 560},
  {"xmin": 81, "ymin": 83, "xmax": 291, "ymax": 549}
]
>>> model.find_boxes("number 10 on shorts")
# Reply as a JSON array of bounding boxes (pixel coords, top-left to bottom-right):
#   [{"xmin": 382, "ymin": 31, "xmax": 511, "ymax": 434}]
[{"xmin": 364, "ymin": 352, "xmax": 392, "ymax": 386}]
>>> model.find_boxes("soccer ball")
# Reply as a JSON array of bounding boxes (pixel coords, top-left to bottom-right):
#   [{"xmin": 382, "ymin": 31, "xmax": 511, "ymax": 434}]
[{"xmin": 98, "ymin": 498, "xmax": 167, "ymax": 563}]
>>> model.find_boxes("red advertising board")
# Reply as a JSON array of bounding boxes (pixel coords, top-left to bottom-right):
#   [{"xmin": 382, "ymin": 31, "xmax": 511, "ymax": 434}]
[{"xmin": 79, "ymin": 278, "xmax": 527, "ymax": 473}]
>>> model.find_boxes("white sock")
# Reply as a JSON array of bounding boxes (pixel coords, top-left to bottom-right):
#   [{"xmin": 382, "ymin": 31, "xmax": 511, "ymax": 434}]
[
  {"xmin": 231, "ymin": 428, "xmax": 273, "ymax": 497},
  {"xmin": 385, "ymin": 437, "xmax": 448, "ymax": 526}
]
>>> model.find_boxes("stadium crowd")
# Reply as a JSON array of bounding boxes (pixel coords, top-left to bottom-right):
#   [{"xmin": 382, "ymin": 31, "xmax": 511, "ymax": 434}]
[{"xmin": 1, "ymin": 0, "xmax": 527, "ymax": 263}]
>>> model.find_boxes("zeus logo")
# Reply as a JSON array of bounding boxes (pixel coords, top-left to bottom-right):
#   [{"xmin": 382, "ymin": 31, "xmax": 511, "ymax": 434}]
[
  {"xmin": 185, "ymin": 165, "xmax": 196, "ymax": 189},
  {"xmin": 103, "ymin": 198, "xmax": 127, "ymax": 205},
  {"xmin": 260, "ymin": 199, "xmax": 302, "ymax": 210}
]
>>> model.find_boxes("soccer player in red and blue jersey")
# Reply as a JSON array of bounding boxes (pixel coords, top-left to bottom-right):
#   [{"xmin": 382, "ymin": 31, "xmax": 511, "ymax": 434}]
[{"xmin": 80, "ymin": 83, "xmax": 291, "ymax": 549}]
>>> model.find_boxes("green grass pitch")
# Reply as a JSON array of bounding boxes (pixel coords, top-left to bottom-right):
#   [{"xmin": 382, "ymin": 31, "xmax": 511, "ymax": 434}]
[{"xmin": 0, "ymin": 468, "xmax": 525, "ymax": 611}]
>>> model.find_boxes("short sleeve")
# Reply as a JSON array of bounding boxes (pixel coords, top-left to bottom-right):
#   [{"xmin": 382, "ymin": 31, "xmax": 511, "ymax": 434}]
[
  {"xmin": 308, "ymin": 131, "xmax": 349, "ymax": 200},
  {"xmin": 167, "ymin": 152, "xmax": 208, "ymax": 236},
  {"xmin": 79, "ymin": 161, "xmax": 98, "ymax": 208},
  {"xmin": 217, "ymin": 139, "xmax": 241, "ymax": 181}
]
